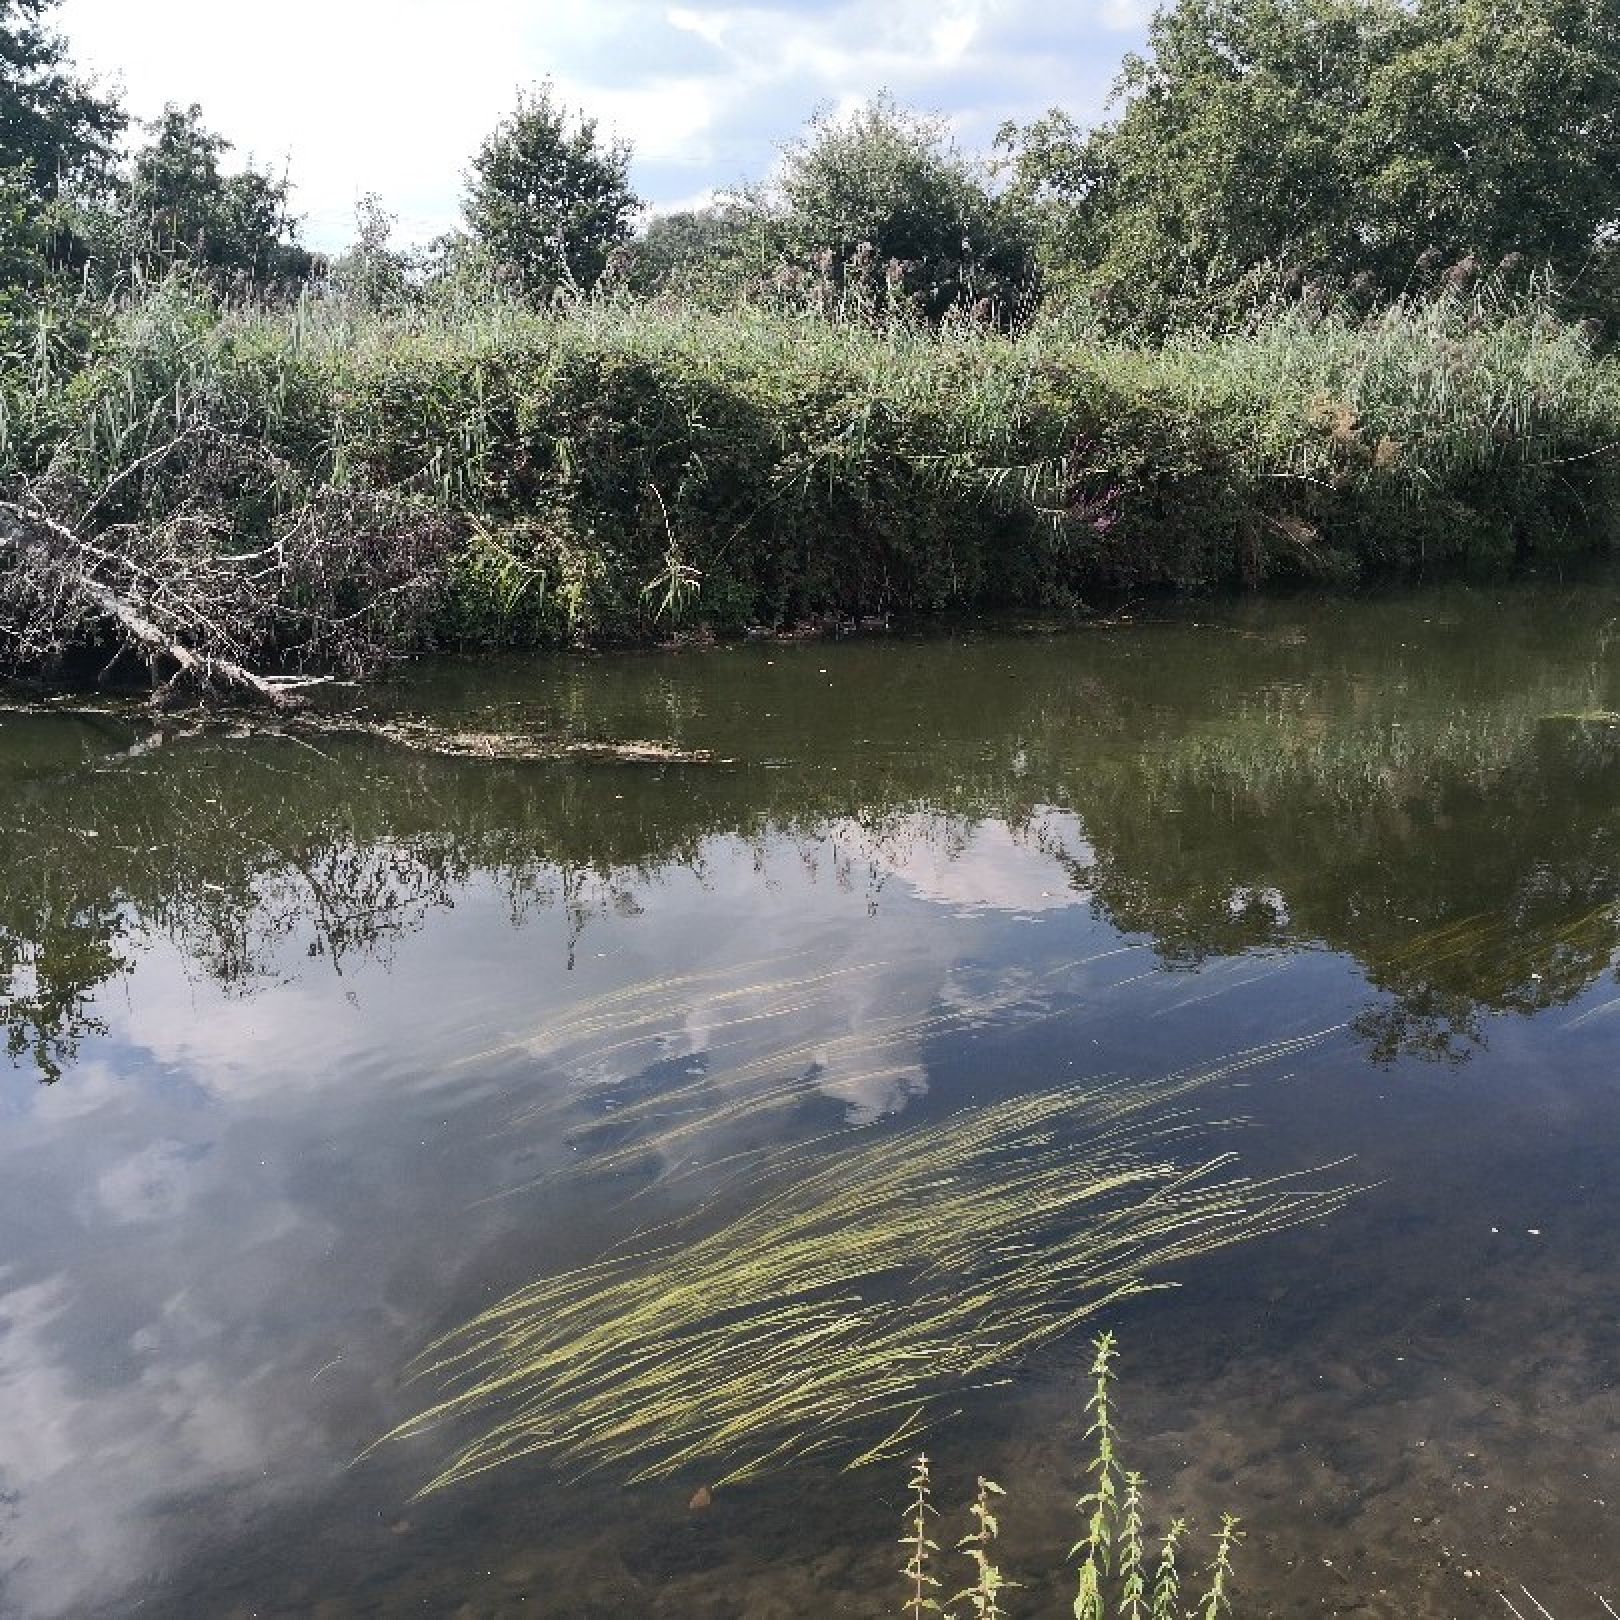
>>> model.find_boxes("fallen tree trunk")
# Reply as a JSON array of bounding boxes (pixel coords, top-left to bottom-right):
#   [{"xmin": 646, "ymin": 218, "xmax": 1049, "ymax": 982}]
[
  {"xmin": 0, "ymin": 695, "xmax": 714, "ymax": 765},
  {"xmin": 1, "ymin": 500, "xmax": 322, "ymax": 709}
]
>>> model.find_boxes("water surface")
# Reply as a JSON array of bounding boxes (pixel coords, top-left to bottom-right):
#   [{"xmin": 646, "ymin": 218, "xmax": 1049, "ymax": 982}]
[{"xmin": 3, "ymin": 582, "xmax": 1620, "ymax": 1617}]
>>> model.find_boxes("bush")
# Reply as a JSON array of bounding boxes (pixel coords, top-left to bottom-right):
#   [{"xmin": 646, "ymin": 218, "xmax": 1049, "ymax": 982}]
[{"xmin": 6, "ymin": 273, "xmax": 1620, "ymax": 682}]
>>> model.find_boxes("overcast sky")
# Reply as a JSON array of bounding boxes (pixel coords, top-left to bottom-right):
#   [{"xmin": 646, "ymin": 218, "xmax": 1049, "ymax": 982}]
[{"xmin": 54, "ymin": 0, "xmax": 1150, "ymax": 253}]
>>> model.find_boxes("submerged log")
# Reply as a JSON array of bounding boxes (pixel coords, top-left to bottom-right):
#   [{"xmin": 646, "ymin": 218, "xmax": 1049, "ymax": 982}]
[{"xmin": 0, "ymin": 691, "xmax": 712, "ymax": 766}]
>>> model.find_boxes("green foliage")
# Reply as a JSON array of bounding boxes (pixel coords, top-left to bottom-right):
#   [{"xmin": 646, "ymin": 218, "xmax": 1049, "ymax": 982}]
[
  {"xmin": 327, "ymin": 192, "xmax": 414, "ymax": 311},
  {"xmin": 1068, "ymin": 1335, "xmax": 1243, "ymax": 1620},
  {"xmin": 955, "ymin": 1477, "xmax": 1013, "ymax": 1620},
  {"xmin": 901, "ymin": 1335, "xmax": 1244, "ymax": 1619},
  {"xmin": 330, "ymin": 283, "xmax": 1620, "ymax": 636},
  {"xmin": 766, "ymin": 96, "xmax": 1037, "ymax": 321},
  {"xmin": 463, "ymin": 80, "xmax": 640, "ymax": 301},
  {"xmin": 123, "ymin": 102, "xmax": 312, "ymax": 290},
  {"xmin": 8, "ymin": 275, "xmax": 1620, "ymax": 670},
  {"xmin": 903, "ymin": 1453, "xmax": 945, "ymax": 1618},
  {"xmin": 623, "ymin": 203, "xmax": 767, "ymax": 302},
  {"xmin": 0, "ymin": 0, "xmax": 123, "ymax": 198},
  {"xmin": 0, "ymin": 163, "xmax": 48, "ymax": 323},
  {"xmin": 1353, "ymin": 0, "xmax": 1620, "ymax": 275},
  {"xmin": 1008, "ymin": 0, "xmax": 1620, "ymax": 331}
]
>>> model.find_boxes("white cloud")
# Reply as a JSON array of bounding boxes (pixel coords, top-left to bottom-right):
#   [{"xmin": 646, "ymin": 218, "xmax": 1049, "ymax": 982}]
[
  {"xmin": 55, "ymin": 0, "xmax": 1147, "ymax": 251},
  {"xmin": 889, "ymin": 810, "xmax": 1095, "ymax": 917}
]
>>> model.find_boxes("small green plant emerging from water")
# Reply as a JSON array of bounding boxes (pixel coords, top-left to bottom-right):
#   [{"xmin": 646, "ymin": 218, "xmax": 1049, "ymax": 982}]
[
  {"xmin": 904, "ymin": 1334, "xmax": 1242, "ymax": 1619},
  {"xmin": 956, "ymin": 1475, "xmax": 1014, "ymax": 1619},
  {"xmin": 902, "ymin": 1453, "xmax": 943, "ymax": 1618}
]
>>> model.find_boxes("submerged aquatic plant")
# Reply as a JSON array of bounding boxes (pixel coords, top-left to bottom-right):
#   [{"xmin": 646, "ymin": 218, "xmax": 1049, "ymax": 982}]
[
  {"xmin": 375, "ymin": 1039, "xmax": 1353, "ymax": 1494},
  {"xmin": 1501, "ymin": 1593, "xmax": 1620, "ymax": 1619}
]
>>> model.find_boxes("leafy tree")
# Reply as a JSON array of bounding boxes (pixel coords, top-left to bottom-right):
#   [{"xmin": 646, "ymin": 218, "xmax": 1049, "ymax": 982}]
[
  {"xmin": 0, "ymin": 163, "xmax": 44, "ymax": 282},
  {"xmin": 0, "ymin": 161, "xmax": 49, "ymax": 337},
  {"xmin": 623, "ymin": 203, "xmax": 765, "ymax": 299},
  {"xmin": 1008, "ymin": 0, "xmax": 1620, "ymax": 327},
  {"xmin": 0, "ymin": 0, "xmax": 122, "ymax": 198},
  {"xmin": 771, "ymin": 95, "xmax": 1037, "ymax": 319},
  {"xmin": 463, "ymin": 81, "xmax": 640, "ymax": 299},
  {"xmin": 126, "ymin": 102, "xmax": 311, "ymax": 287},
  {"xmin": 329, "ymin": 191, "xmax": 412, "ymax": 307},
  {"xmin": 1354, "ymin": 0, "xmax": 1620, "ymax": 274}
]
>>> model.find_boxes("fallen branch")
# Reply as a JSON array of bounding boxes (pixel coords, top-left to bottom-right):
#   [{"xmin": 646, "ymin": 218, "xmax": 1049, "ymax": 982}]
[
  {"xmin": 1, "ymin": 500, "xmax": 316, "ymax": 708},
  {"xmin": 0, "ymin": 694, "xmax": 712, "ymax": 765}
]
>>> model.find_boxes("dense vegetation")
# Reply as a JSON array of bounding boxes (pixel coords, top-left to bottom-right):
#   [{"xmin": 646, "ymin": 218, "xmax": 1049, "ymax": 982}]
[{"xmin": 4, "ymin": 0, "xmax": 1620, "ymax": 691}]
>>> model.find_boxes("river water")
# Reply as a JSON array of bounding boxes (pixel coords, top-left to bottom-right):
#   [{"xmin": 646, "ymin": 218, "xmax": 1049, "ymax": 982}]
[{"xmin": 3, "ymin": 581, "xmax": 1620, "ymax": 1618}]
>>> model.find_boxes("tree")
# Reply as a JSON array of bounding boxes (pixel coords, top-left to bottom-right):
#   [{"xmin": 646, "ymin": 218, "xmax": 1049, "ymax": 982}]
[
  {"xmin": 0, "ymin": 0, "xmax": 122, "ymax": 198},
  {"xmin": 1008, "ymin": 0, "xmax": 1620, "ymax": 326},
  {"xmin": 771, "ymin": 96, "xmax": 1037, "ymax": 319},
  {"xmin": 126, "ymin": 102, "xmax": 312, "ymax": 287},
  {"xmin": 630, "ymin": 206, "xmax": 742, "ymax": 284},
  {"xmin": 328, "ymin": 191, "xmax": 412, "ymax": 308},
  {"xmin": 622, "ymin": 203, "xmax": 766, "ymax": 300},
  {"xmin": 0, "ymin": 162, "xmax": 47, "ymax": 306},
  {"xmin": 1354, "ymin": 0, "xmax": 1620, "ymax": 274},
  {"xmin": 463, "ymin": 82, "xmax": 640, "ymax": 299}
]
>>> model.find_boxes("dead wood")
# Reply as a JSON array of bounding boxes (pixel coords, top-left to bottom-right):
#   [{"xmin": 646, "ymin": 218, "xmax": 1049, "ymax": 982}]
[
  {"xmin": 0, "ymin": 499, "xmax": 319, "ymax": 707},
  {"xmin": 0, "ymin": 690, "xmax": 712, "ymax": 765}
]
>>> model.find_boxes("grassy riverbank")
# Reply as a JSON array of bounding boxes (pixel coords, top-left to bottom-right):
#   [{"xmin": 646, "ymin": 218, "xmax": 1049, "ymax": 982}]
[{"xmin": 5, "ymin": 278, "xmax": 1620, "ymax": 666}]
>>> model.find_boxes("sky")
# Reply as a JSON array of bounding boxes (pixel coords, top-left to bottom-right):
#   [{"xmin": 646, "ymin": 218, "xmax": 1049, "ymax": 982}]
[{"xmin": 54, "ymin": 0, "xmax": 1151, "ymax": 253}]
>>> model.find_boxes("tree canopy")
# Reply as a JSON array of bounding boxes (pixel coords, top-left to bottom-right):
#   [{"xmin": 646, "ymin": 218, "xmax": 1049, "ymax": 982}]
[
  {"xmin": 1009, "ymin": 0, "xmax": 1620, "ymax": 326},
  {"xmin": 0, "ymin": 0, "xmax": 121, "ymax": 198},
  {"xmin": 4, "ymin": 0, "xmax": 1620, "ymax": 332},
  {"xmin": 463, "ymin": 82, "xmax": 640, "ymax": 299},
  {"xmin": 770, "ymin": 96, "xmax": 1037, "ymax": 318},
  {"xmin": 123, "ymin": 104, "xmax": 310, "ymax": 286}
]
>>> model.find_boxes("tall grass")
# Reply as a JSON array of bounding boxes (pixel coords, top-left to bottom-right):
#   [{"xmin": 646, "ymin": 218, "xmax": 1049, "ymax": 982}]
[{"xmin": 6, "ymin": 272, "xmax": 1619, "ymax": 665}]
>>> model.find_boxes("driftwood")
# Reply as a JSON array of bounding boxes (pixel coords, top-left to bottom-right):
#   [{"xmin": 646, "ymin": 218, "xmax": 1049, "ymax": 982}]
[
  {"xmin": 0, "ymin": 499, "xmax": 328, "ymax": 708},
  {"xmin": 353, "ymin": 719, "xmax": 711, "ymax": 764},
  {"xmin": 0, "ymin": 503, "xmax": 328, "ymax": 708},
  {"xmin": 1, "ymin": 417, "xmax": 455, "ymax": 708},
  {"xmin": 0, "ymin": 693, "xmax": 712, "ymax": 766}
]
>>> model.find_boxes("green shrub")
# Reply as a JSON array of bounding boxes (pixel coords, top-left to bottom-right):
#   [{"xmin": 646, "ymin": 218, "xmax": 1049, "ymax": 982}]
[{"xmin": 8, "ymin": 272, "xmax": 1620, "ymax": 671}]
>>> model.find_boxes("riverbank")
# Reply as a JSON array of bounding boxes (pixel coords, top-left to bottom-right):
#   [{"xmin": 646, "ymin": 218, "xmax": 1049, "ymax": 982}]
[{"xmin": 4, "ymin": 279, "xmax": 1620, "ymax": 682}]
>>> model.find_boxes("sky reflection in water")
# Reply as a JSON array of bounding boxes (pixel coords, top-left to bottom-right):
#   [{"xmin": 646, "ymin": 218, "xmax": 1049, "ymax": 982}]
[{"xmin": 2, "ymin": 581, "xmax": 1620, "ymax": 1616}]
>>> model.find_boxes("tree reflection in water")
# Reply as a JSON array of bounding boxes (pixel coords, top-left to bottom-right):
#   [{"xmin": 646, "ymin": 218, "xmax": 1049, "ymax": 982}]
[{"xmin": 4, "ymin": 579, "xmax": 1620, "ymax": 1083}]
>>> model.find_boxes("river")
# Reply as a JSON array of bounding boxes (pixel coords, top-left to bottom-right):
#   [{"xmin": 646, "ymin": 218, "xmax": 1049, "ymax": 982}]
[{"xmin": 2, "ymin": 579, "xmax": 1619, "ymax": 1617}]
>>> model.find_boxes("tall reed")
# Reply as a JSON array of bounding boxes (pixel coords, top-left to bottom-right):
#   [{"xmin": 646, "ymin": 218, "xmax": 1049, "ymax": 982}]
[{"xmin": 7, "ymin": 273, "xmax": 1619, "ymax": 672}]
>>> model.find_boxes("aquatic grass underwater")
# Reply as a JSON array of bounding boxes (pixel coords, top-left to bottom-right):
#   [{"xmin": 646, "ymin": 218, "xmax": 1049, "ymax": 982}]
[
  {"xmin": 372, "ymin": 1034, "xmax": 1354, "ymax": 1496},
  {"xmin": 1501, "ymin": 1593, "xmax": 1620, "ymax": 1619},
  {"xmin": 481, "ymin": 945, "xmax": 1163, "ymax": 1182}
]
